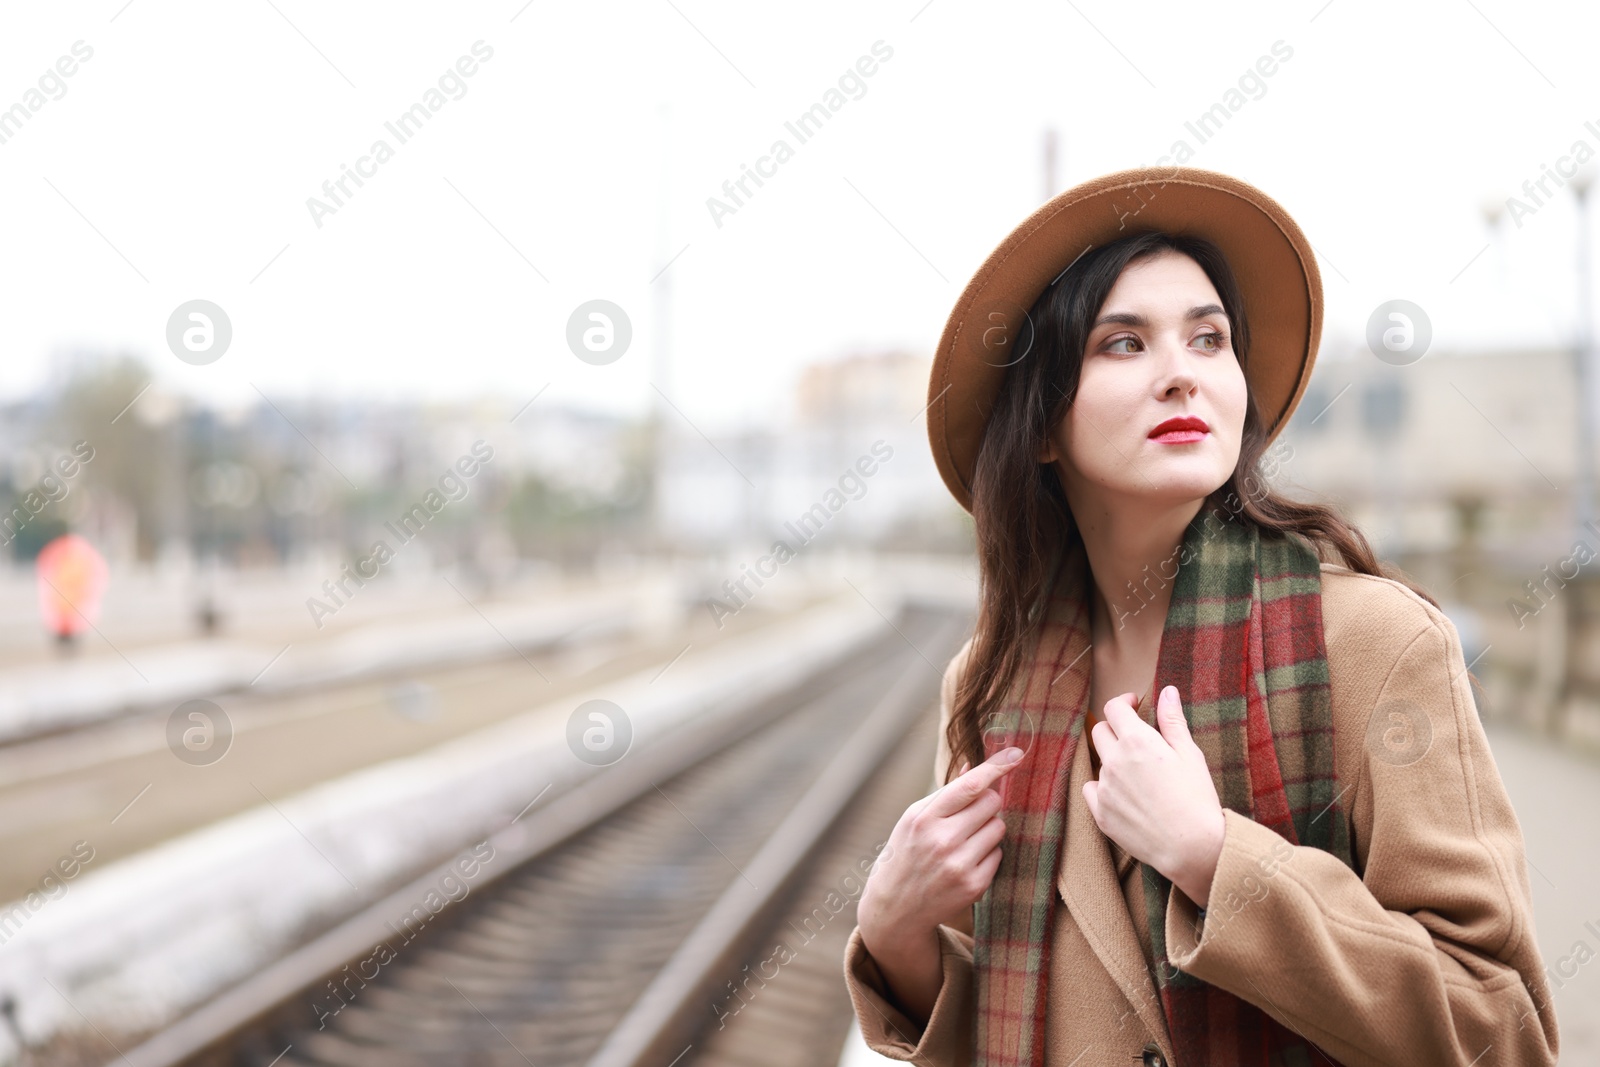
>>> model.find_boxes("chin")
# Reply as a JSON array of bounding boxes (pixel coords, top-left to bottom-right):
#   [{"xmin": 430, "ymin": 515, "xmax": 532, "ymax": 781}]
[{"xmin": 1125, "ymin": 464, "xmax": 1231, "ymax": 503}]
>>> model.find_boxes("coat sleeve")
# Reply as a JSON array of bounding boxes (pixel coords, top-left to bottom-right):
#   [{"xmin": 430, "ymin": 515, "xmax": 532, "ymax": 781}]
[
  {"xmin": 841, "ymin": 638, "xmax": 977, "ymax": 1064},
  {"xmin": 1161, "ymin": 604, "xmax": 1560, "ymax": 1066}
]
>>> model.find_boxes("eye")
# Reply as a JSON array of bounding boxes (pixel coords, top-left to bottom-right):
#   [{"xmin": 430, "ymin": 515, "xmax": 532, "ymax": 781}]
[
  {"xmin": 1104, "ymin": 334, "xmax": 1141, "ymax": 354},
  {"xmin": 1195, "ymin": 330, "xmax": 1229, "ymax": 351}
]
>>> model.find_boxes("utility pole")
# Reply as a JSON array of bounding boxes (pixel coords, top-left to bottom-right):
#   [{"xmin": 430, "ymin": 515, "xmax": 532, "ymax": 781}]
[
  {"xmin": 1571, "ymin": 171, "xmax": 1596, "ymax": 538},
  {"xmin": 650, "ymin": 102, "xmax": 674, "ymax": 557},
  {"xmin": 1559, "ymin": 169, "xmax": 1597, "ymax": 738}
]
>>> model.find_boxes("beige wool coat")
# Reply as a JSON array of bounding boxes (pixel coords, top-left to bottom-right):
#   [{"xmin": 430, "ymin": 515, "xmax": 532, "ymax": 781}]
[{"xmin": 842, "ymin": 562, "xmax": 1561, "ymax": 1066}]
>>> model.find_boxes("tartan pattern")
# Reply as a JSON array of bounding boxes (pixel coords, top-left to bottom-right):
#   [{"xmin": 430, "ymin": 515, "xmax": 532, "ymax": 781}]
[{"xmin": 971, "ymin": 510, "xmax": 1355, "ymax": 1066}]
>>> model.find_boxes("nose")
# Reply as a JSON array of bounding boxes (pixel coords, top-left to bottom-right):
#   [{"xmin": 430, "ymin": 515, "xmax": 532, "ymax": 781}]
[{"xmin": 1152, "ymin": 335, "xmax": 1198, "ymax": 399}]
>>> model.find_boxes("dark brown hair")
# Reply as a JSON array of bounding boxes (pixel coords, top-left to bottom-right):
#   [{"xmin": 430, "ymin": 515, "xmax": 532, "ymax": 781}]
[{"xmin": 944, "ymin": 230, "xmax": 1440, "ymax": 784}]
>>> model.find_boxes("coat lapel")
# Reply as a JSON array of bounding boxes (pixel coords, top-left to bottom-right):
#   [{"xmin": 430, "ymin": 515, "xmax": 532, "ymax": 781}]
[{"xmin": 1057, "ymin": 688, "xmax": 1172, "ymax": 1053}]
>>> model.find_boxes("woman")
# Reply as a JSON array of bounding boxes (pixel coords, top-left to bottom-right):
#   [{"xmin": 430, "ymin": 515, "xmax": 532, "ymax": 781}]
[{"xmin": 841, "ymin": 167, "xmax": 1560, "ymax": 1066}]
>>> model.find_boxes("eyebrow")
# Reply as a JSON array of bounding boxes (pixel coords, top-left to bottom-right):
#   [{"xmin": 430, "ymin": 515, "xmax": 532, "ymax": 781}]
[{"xmin": 1093, "ymin": 303, "xmax": 1227, "ymax": 329}]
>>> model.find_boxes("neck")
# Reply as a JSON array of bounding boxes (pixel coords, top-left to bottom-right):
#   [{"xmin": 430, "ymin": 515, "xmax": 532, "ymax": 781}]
[{"xmin": 1073, "ymin": 496, "xmax": 1203, "ymax": 652}]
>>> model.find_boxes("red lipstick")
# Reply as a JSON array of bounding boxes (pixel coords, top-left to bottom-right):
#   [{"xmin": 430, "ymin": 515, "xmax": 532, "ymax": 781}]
[{"xmin": 1148, "ymin": 415, "xmax": 1209, "ymax": 444}]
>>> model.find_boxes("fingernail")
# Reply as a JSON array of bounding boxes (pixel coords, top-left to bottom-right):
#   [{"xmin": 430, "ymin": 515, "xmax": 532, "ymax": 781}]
[{"xmin": 995, "ymin": 746, "xmax": 1024, "ymax": 765}]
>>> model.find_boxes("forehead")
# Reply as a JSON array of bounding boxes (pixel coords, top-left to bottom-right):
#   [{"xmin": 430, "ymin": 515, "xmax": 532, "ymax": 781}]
[{"xmin": 1099, "ymin": 251, "xmax": 1222, "ymax": 311}]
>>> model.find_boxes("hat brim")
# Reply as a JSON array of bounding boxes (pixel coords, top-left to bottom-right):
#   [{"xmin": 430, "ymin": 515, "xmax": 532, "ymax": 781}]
[{"xmin": 927, "ymin": 166, "xmax": 1323, "ymax": 513}]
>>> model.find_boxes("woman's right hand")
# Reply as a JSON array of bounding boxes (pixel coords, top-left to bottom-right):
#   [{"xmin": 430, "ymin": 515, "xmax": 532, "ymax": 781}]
[{"xmin": 854, "ymin": 746, "xmax": 1025, "ymax": 1026}]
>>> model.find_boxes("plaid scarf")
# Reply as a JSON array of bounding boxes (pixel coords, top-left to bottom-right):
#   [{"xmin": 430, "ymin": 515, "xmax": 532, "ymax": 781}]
[{"xmin": 971, "ymin": 509, "xmax": 1354, "ymax": 1066}]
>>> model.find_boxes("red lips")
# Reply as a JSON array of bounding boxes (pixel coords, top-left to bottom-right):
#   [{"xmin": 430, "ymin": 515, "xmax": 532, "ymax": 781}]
[{"xmin": 1148, "ymin": 415, "xmax": 1210, "ymax": 438}]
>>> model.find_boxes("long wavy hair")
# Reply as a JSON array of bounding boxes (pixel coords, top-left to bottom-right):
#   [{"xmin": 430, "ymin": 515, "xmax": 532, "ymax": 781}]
[{"xmin": 943, "ymin": 229, "xmax": 1440, "ymax": 785}]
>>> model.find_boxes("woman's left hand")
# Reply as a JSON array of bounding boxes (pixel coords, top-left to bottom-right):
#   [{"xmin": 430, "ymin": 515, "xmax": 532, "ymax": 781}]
[{"xmin": 1082, "ymin": 684, "xmax": 1226, "ymax": 908}]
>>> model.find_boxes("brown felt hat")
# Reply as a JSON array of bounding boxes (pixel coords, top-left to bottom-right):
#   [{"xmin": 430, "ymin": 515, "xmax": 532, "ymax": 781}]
[{"xmin": 927, "ymin": 165, "xmax": 1323, "ymax": 513}]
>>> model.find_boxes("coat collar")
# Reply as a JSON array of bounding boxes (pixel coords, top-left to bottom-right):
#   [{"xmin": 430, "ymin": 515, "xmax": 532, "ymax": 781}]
[{"xmin": 1057, "ymin": 687, "xmax": 1174, "ymax": 1057}]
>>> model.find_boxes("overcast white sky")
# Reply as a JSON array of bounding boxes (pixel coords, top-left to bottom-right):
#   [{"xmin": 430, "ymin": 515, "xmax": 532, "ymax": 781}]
[{"xmin": 1, "ymin": 0, "xmax": 1597, "ymax": 432}]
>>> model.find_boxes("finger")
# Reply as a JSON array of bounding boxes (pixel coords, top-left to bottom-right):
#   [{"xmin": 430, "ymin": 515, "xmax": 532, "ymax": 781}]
[
  {"xmin": 1155, "ymin": 685, "xmax": 1193, "ymax": 749},
  {"xmin": 1159, "ymin": 685, "xmax": 1210, "ymax": 763},
  {"xmin": 951, "ymin": 809, "xmax": 1007, "ymax": 862},
  {"xmin": 943, "ymin": 785, "xmax": 1004, "ymax": 838},
  {"xmin": 974, "ymin": 844, "xmax": 1003, "ymax": 889},
  {"xmin": 1081, "ymin": 780, "xmax": 1099, "ymax": 824},
  {"xmin": 925, "ymin": 747, "xmax": 1024, "ymax": 818},
  {"xmin": 954, "ymin": 813, "xmax": 1008, "ymax": 868},
  {"xmin": 924, "ymin": 757, "xmax": 970, "ymax": 801},
  {"xmin": 1100, "ymin": 691, "xmax": 1147, "ymax": 737},
  {"xmin": 1089, "ymin": 718, "xmax": 1121, "ymax": 763}
]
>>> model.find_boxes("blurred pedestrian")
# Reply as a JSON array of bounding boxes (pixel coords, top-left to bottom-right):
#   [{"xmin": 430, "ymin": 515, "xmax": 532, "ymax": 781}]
[{"xmin": 36, "ymin": 533, "xmax": 108, "ymax": 650}]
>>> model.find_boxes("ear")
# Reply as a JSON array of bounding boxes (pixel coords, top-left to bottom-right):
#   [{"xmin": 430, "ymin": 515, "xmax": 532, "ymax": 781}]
[{"xmin": 1037, "ymin": 436, "xmax": 1058, "ymax": 464}]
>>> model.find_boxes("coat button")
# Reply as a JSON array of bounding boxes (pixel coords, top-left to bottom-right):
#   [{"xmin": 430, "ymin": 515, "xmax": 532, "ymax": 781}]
[{"xmin": 1139, "ymin": 1044, "xmax": 1167, "ymax": 1067}]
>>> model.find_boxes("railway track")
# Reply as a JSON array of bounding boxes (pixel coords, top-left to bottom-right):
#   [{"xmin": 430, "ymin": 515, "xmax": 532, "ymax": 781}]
[
  {"xmin": 0, "ymin": 598, "xmax": 797, "ymax": 907},
  {"xmin": 107, "ymin": 603, "xmax": 967, "ymax": 1067}
]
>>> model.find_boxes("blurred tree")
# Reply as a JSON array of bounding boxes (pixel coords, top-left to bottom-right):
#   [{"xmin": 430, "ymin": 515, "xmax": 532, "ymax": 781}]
[
  {"xmin": 58, "ymin": 354, "xmax": 185, "ymax": 562},
  {"xmin": 5, "ymin": 515, "xmax": 69, "ymax": 562},
  {"xmin": 502, "ymin": 423, "xmax": 652, "ymax": 569}
]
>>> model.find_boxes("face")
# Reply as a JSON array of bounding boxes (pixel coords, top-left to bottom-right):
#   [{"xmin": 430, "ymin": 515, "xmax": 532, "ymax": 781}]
[{"xmin": 1040, "ymin": 250, "xmax": 1247, "ymax": 515}]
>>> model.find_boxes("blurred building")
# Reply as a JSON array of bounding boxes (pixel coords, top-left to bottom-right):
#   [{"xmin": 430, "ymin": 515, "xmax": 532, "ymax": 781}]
[
  {"xmin": 652, "ymin": 349, "xmax": 962, "ymax": 550},
  {"xmin": 1276, "ymin": 344, "xmax": 1586, "ymax": 567},
  {"xmin": 1272, "ymin": 342, "xmax": 1600, "ymax": 745}
]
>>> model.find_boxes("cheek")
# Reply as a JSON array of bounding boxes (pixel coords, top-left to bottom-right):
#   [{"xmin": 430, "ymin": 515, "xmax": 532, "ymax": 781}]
[
  {"xmin": 1222, "ymin": 375, "xmax": 1248, "ymax": 438},
  {"xmin": 1213, "ymin": 376, "xmax": 1250, "ymax": 476},
  {"xmin": 1222, "ymin": 364, "xmax": 1248, "ymax": 419},
  {"xmin": 1061, "ymin": 372, "xmax": 1143, "ymax": 472},
  {"xmin": 1076, "ymin": 367, "xmax": 1146, "ymax": 435},
  {"xmin": 1210, "ymin": 362, "xmax": 1250, "ymax": 435},
  {"xmin": 1226, "ymin": 372, "xmax": 1249, "ymax": 417}
]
